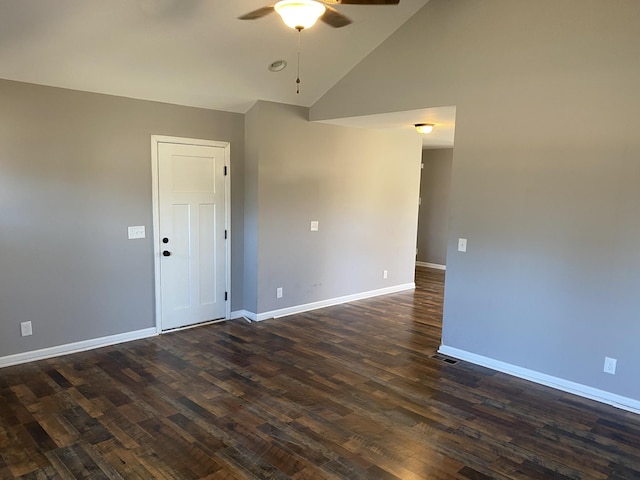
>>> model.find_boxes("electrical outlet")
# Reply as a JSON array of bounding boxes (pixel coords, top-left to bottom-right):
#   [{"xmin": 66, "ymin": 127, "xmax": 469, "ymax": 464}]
[
  {"xmin": 310, "ymin": 221, "xmax": 319, "ymax": 232},
  {"xmin": 20, "ymin": 321, "xmax": 32, "ymax": 337},
  {"xmin": 383, "ymin": 270, "xmax": 388, "ymax": 279},
  {"xmin": 604, "ymin": 357, "xmax": 617, "ymax": 375},
  {"xmin": 276, "ymin": 287, "xmax": 283, "ymax": 299},
  {"xmin": 458, "ymin": 238, "xmax": 467, "ymax": 252}
]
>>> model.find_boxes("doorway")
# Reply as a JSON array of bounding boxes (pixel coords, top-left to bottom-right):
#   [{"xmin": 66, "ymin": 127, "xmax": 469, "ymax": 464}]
[{"xmin": 151, "ymin": 136, "xmax": 230, "ymax": 331}]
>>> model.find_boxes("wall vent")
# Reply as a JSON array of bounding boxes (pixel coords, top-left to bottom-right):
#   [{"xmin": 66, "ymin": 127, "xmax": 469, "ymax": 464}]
[{"xmin": 430, "ymin": 353, "xmax": 459, "ymax": 365}]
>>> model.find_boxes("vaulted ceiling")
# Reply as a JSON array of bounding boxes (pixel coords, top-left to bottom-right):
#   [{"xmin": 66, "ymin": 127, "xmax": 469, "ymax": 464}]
[{"xmin": 0, "ymin": 0, "xmax": 429, "ymax": 113}]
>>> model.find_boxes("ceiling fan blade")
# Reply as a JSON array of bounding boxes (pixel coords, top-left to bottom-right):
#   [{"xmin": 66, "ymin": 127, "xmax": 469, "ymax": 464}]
[
  {"xmin": 238, "ymin": 5, "xmax": 275, "ymax": 20},
  {"xmin": 332, "ymin": 0, "xmax": 400, "ymax": 4},
  {"xmin": 321, "ymin": 6, "xmax": 352, "ymax": 28}
]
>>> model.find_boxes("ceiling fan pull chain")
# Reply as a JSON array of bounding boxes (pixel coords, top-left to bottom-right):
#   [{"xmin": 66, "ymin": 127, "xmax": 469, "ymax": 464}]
[{"xmin": 296, "ymin": 27, "xmax": 302, "ymax": 94}]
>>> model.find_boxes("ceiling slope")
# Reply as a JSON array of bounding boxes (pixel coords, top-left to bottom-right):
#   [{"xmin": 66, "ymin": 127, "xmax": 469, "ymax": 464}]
[{"xmin": 0, "ymin": 0, "xmax": 428, "ymax": 113}]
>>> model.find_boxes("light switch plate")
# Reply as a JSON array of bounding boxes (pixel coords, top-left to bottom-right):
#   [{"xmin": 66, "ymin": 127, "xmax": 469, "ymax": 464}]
[
  {"xmin": 458, "ymin": 238, "xmax": 467, "ymax": 252},
  {"xmin": 310, "ymin": 221, "xmax": 319, "ymax": 232},
  {"xmin": 128, "ymin": 226, "xmax": 146, "ymax": 239}
]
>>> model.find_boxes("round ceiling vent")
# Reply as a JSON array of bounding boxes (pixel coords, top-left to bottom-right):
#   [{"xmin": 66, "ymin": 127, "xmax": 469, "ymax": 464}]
[{"xmin": 268, "ymin": 60, "xmax": 287, "ymax": 72}]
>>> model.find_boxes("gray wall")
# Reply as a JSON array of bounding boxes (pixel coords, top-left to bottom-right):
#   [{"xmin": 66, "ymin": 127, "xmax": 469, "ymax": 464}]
[
  {"xmin": 0, "ymin": 79, "xmax": 244, "ymax": 357},
  {"xmin": 311, "ymin": 0, "xmax": 640, "ymax": 401},
  {"xmin": 245, "ymin": 101, "xmax": 422, "ymax": 315},
  {"xmin": 0, "ymin": 79, "xmax": 422, "ymax": 360},
  {"xmin": 243, "ymin": 102, "xmax": 260, "ymax": 314},
  {"xmin": 417, "ymin": 148, "xmax": 453, "ymax": 266}
]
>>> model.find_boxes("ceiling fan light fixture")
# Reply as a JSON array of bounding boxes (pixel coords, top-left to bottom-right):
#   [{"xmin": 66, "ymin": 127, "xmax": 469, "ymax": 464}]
[
  {"xmin": 415, "ymin": 123, "xmax": 435, "ymax": 134},
  {"xmin": 274, "ymin": 0, "xmax": 326, "ymax": 30}
]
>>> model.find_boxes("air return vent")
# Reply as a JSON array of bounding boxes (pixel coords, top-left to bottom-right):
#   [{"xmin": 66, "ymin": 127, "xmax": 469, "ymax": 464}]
[{"xmin": 430, "ymin": 353, "xmax": 459, "ymax": 365}]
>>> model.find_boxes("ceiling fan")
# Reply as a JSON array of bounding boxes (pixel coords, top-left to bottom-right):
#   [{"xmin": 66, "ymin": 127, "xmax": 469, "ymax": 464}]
[{"xmin": 238, "ymin": 0, "xmax": 400, "ymax": 30}]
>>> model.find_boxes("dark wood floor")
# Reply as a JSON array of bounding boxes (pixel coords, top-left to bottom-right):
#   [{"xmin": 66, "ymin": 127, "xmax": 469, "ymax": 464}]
[{"xmin": 2, "ymin": 267, "xmax": 640, "ymax": 479}]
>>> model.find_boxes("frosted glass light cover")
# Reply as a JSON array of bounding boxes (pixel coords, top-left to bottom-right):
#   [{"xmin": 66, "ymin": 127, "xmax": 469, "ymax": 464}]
[{"xmin": 275, "ymin": 0, "xmax": 326, "ymax": 30}]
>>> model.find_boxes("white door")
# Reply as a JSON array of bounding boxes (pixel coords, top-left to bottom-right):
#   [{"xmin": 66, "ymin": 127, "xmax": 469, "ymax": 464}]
[{"xmin": 157, "ymin": 141, "xmax": 227, "ymax": 330}]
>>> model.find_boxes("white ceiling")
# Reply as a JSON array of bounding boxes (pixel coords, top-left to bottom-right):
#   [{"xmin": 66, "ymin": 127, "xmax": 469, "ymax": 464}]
[
  {"xmin": 318, "ymin": 106, "xmax": 456, "ymax": 148},
  {"xmin": 0, "ymin": 0, "xmax": 454, "ymax": 147}
]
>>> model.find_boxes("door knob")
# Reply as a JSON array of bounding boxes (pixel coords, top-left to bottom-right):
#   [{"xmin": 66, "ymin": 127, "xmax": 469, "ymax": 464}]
[{"xmin": 162, "ymin": 250, "xmax": 171, "ymax": 257}]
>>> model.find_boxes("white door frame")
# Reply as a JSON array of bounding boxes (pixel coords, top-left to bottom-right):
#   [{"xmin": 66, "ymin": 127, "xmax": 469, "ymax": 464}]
[{"xmin": 151, "ymin": 135, "xmax": 231, "ymax": 333}]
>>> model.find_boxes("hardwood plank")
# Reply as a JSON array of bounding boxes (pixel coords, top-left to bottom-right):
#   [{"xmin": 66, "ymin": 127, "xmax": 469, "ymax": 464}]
[{"xmin": 2, "ymin": 267, "xmax": 640, "ymax": 478}]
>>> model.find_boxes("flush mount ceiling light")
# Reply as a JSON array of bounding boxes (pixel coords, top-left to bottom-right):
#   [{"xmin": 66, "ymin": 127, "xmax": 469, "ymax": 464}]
[
  {"xmin": 415, "ymin": 123, "xmax": 435, "ymax": 134},
  {"xmin": 274, "ymin": 0, "xmax": 326, "ymax": 30}
]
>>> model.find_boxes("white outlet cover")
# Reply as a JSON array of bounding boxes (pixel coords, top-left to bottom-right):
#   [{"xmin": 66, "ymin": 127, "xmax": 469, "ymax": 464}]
[
  {"xmin": 604, "ymin": 357, "xmax": 617, "ymax": 374},
  {"xmin": 128, "ymin": 225, "xmax": 146, "ymax": 239},
  {"xmin": 276, "ymin": 287, "xmax": 283, "ymax": 298},
  {"xmin": 458, "ymin": 238, "xmax": 467, "ymax": 252},
  {"xmin": 20, "ymin": 321, "xmax": 32, "ymax": 336},
  {"xmin": 310, "ymin": 221, "xmax": 319, "ymax": 232}
]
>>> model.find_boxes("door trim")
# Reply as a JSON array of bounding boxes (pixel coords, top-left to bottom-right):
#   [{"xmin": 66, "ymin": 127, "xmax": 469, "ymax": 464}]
[{"xmin": 151, "ymin": 135, "xmax": 231, "ymax": 333}]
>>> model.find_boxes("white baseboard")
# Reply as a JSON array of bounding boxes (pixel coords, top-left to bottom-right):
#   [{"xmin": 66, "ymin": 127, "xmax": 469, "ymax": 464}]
[
  {"xmin": 250, "ymin": 283, "xmax": 415, "ymax": 322},
  {"xmin": 438, "ymin": 345, "xmax": 640, "ymax": 415},
  {"xmin": 230, "ymin": 310, "xmax": 255, "ymax": 322},
  {"xmin": 0, "ymin": 327, "xmax": 158, "ymax": 369},
  {"xmin": 416, "ymin": 261, "xmax": 446, "ymax": 270}
]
